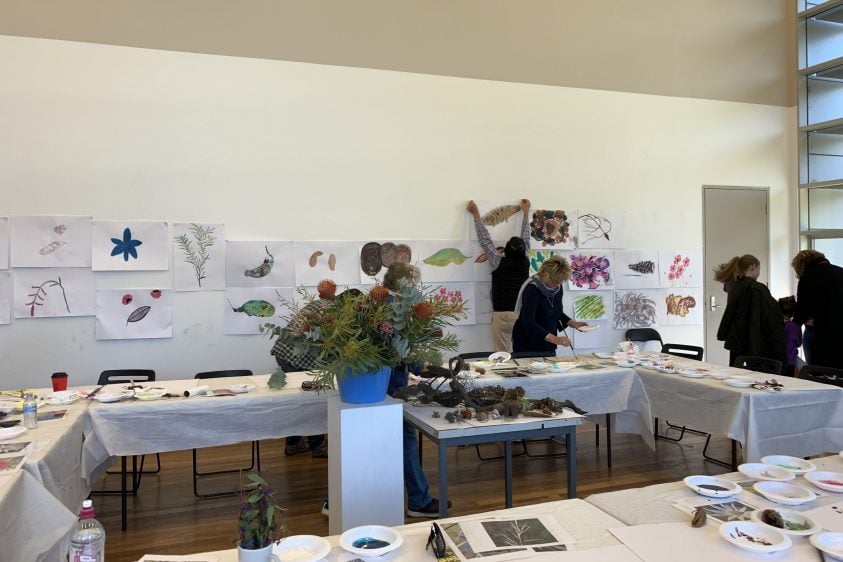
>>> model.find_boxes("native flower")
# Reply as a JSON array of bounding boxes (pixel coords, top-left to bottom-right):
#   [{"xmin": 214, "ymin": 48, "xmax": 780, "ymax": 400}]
[
  {"xmin": 110, "ymin": 227, "xmax": 142, "ymax": 262},
  {"xmin": 569, "ymin": 254, "xmax": 611, "ymax": 289}
]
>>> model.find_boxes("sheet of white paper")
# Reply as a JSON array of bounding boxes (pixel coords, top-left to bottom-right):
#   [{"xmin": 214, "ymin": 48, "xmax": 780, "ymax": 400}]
[
  {"xmin": 10, "ymin": 215, "xmax": 92, "ymax": 267},
  {"xmin": 572, "ymin": 321, "xmax": 609, "ymax": 350},
  {"xmin": 357, "ymin": 240, "xmax": 419, "ymax": 284},
  {"xmin": 91, "ymin": 220, "xmax": 169, "ymax": 271},
  {"xmin": 293, "ymin": 241, "xmax": 359, "ymax": 286},
  {"xmin": 659, "ymin": 251, "xmax": 703, "ymax": 288},
  {"xmin": 432, "ymin": 282, "xmax": 476, "ymax": 326},
  {"xmin": 529, "ymin": 208, "xmax": 577, "ymax": 250},
  {"xmin": 672, "ymin": 497, "xmax": 763, "ymax": 523},
  {"xmin": 0, "ymin": 271, "xmax": 10, "ymax": 325},
  {"xmin": 520, "ymin": 544, "xmax": 640, "ymax": 562},
  {"xmin": 613, "ymin": 290, "xmax": 660, "ymax": 329},
  {"xmin": 572, "ymin": 292, "xmax": 610, "ymax": 321},
  {"xmin": 459, "ymin": 515, "xmax": 577, "ymax": 552},
  {"xmin": 614, "ymin": 251, "xmax": 660, "ymax": 290},
  {"xmin": 0, "ymin": 217, "xmax": 8, "ymax": 269},
  {"xmin": 224, "ymin": 287, "xmax": 291, "ymax": 335},
  {"xmin": 576, "ymin": 210, "xmax": 624, "ymax": 249},
  {"xmin": 225, "ymin": 241, "xmax": 295, "ymax": 288},
  {"xmin": 418, "ymin": 240, "xmax": 476, "ymax": 282},
  {"xmin": 173, "ymin": 223, "xmax": 226, "ymax": 291},
  {"xmin": 658, "ymin": 288, "xmax": 703, "ymax": 326},
  {"xmin": 471, "ymin": 239, "xmax": 503, "ymax": 282},
  {"xmin": 566, "ymin": 252, "xmax": 615, "ymax": 291},
  {"xmin": 469, "ymin": 200, "xmax": 526, "ymax": 242},
  {"xmin": 96, "ymin": 288, "xmax": 173, "ymax": 340},
  {"xmin": 475, "ymin": 281, "xmax": 493, "ymax": 325},
  {"xmin": 13, "ymin": 268, "xmax": 95, "ymax": 318},
  {"xmin": 529, "ymin": 249, "xmax": 565, "ymax": 276},
  {"xmin": 804, "ymin": 502, "xmax": 843, "ymax": 533}
]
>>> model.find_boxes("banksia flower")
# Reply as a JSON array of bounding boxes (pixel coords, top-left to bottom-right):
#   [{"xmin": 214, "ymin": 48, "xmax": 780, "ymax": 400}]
[
  {"xmin": 369, "ymin": 285, "xmax": 389, "ymax": 302},
  {"xmin": 414, "ymin": 302, "xmax": 433, "ymax": 320},
  {"xmin": 317, "ymin": 280, "xmax": 336, "ymax": 299}
]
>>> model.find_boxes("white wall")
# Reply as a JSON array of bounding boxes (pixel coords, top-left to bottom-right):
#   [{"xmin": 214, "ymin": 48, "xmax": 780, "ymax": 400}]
[{"xmin": 0, "ymin": 35, "xmax": 795, "ymax": 387}]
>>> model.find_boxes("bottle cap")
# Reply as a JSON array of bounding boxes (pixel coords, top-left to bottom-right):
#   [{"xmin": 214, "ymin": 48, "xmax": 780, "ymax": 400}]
[{"xmin": 80, "ymin": 499, "xmax": 95, "ymax": 518}]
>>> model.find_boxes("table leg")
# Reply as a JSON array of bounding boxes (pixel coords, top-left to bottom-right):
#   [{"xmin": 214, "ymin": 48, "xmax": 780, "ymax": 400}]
[
  {"xmin": 567, "ymin": 429, "xmax": 577, "ymax": 498},
  {"xmin": 731, "ymin": 439, "xmax": 737, "ymax": 471},
  {"xmin": 504, "ymin": 441, "xmax": 513, "ymax": 508},
  {"xmin": 438, "ymin": 442, "xmax": 448, "ymax": 518},
  {"xmin": 605, "ymin": 414, "xmax": 612, "ymax": 469},
  {"xmin": 121, "ymin": 456, "xmax": 127, "ymax": 531}
]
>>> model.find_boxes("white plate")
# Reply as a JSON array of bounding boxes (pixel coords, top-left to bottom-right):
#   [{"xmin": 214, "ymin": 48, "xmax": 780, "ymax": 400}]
[
  {"xmin": 761, "ymin": 455, "xmax": 817, "ymax": 475},
  {"xmin": 229, "ymin": 384, "xmax": 256, "ymax": 394},
  {"xmin": 708, "ymin": 371, "xmax": 733, "ymax": 380},
  {"xmin": 0, "ymin": 402, "xmax": 15, "ymax": 415},
  {"xmin": 683, "ymin": 475, "xmax": 742, "ymax": 497},
  {"xmin": 811, "ymin": 532, "xmax": 843, "ymax": 561},
  {"xmin": 339, "ymin": 525, "xmax": 404, "ymax": 557},
  {"xmin": 0, "ymin": 426, "xmax": 26, "ymax": 441},
  {"xmin": 595, "ymin": 352, "xmax": 615, "ymax": 359},
  {"xmin": 134, "ymin": 390, "xmax": 166, "ymax": 401},
  {"xmin": 679, "ymin": 369, "xmax": 705, "ymax": 379},
  {"xmin": 529, "ymin": 361, "xmax": 551, "ymax": 372},
  {"xmin": 46, "ymin": 391, "xmax": 80, "ymax": 405},
  {"xmin": 750, "ymin": 508, "xmax": 820, "ymax": 536},
  {"xmin": 616, "ymin": 359, "xmax": 640, "ymax": 368},
  {"xmin": 804, "ymin": 471, "xmax": 843, "ymax": 493},
  {"xmin": 488, "ymin": 351, "xmax": 511, "ymax": 363},
  {"xmin": 95, "ymin": 391, "xmax": 129, "ymax": 403},
  {"xmin": 549, "ymin": 363, "xmax": 579, "ymax": 373},
  {"xmin": 753, "ymin": 481, "xmax": 817, "ymax": 505},
  {"xmin": 455, "ymin": 370, "xmax": 480, "ymax": 380},
  {"xmin": 656, "ymin": 366, "xmax": 678, "ymax": 374},
  {"xmin": 578, "ymin": 325, "xmax": 599, "ymax": 332},
  {"xmin": 273, "ymin": 535, "xmax": 332, "ymax": 562},
  {"xmin": 738, "ymin": 463, "xmax": 795, "ymax": 482},
  {"xmin": 725, "ymin": 378, "xmax": 754, "ymax": 388},
  {"xmin": 719, "ymin": 521, "xmax": 791, "ymax": 554}
]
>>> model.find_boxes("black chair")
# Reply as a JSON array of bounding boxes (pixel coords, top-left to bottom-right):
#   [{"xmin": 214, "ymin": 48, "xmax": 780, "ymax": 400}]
[
  {"xmin": 192, "ymin": 370, "xmax": 260, "ymax": 498},
  {"xmin": 733, "ymin": 355, "xmax": 782, "ymax": 375},
  {"xmin": 798, "ymin": 364, "xmax": 843, "ymax": 387},
  {"xmin": 625, "ymin": 328, "xmax": 664, "ymax": 348},
  {"xmin": 656, "ymin": 344, "xmax": 706, "ymax": 442}
]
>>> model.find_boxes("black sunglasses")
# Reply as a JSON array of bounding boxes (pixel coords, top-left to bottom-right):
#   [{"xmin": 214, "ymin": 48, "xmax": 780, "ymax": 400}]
[{"xmin": 426, "ymin": 522, "xmax": 446, "ymax": 559}]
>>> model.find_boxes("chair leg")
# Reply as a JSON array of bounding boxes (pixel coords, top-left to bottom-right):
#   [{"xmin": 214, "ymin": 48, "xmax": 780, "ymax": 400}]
[
  {"xmin": 702, "ymin": 434, "xmax": 739, "ymax": 470},
  {"xmin": 91, "ymin": 455, "xmax": 143, "ymax": 497},
  {"xmin": 192, "ymin": 441, "xmax": 262, "ymax": 499},
  {"xmin": 474, "ymin": 441, "xmax": 526, "ymax": 461},
  {"xmin": 523, "ymin": 437, "xmax": 567, "ymax": 459}
]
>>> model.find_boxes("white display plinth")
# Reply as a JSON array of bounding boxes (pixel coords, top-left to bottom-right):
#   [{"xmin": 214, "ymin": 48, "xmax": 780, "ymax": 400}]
[{"xmin": 327, "ymin": 394, "xmax": 405, "ymax": 534}]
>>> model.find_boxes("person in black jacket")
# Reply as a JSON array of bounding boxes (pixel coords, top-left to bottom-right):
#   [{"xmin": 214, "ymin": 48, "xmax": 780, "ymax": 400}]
[
  {"xmin": 791, "ymin": 250, "xmax": 843, "ymax": 369},
  {"xmin": 714, "ymin": 254, "xmax": 786, "ymax": 367}
]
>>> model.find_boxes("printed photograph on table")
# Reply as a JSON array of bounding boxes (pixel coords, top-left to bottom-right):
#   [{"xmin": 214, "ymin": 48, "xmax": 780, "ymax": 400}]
[
  {"xmin": 614, "ymin": 250, "xmax": 660, "ymax": 289},
  {"xmin": 468, "ymin": 200, "xmax": 527, "ymax": 242},
  {"xmin": 573, "ymin": 292, "xmax": 609, "ymax": 320},
  {"xmin": 173, "ymin": 223, "xmax": 226, "ymax": 291},
  {"xmin": 658, "ymin": 288, "xmax": 703, "ymax": 325},
  {"xmin": 10, "ymin": 215, "xmax": 92, "ymax": 268},
  {"xmin": 91, "ymin": 220, "xmax": 169, "ymax": 271},
  {"xmin": 576, "ymin": 210, "xmax": 624, "ymax": 249},
  {"xmin": 0, "ymin": 271, "xmax": 10, "ymax": 325},
  {"xmin": 433, "ymin": 283, "xmax": 475, "ymax": 326},
  {"xmin": 474, "ymin": 282, "xmax": 492, "ymax": 325},
  {"xmin": 224, "ymin": 287, "xmax": 292, "ymax": 335},
  {"xmin": 13, "ymin": 268, "xmax": 95, "ymax": 318},
  {"xmin": 659, "ymin": 250, "xmax": 703, "ymax": 288},
  {"xmin": 0, "ymin": 455, "xmax": 25, "ymax": 473},
  {"xmin": 0, "ymin": 442, "xmax": 30, "ymax": 454},
  {"xmin": 293, "ymin": 241, "xmax": 359, "ymax": 286},
  {"xmin": 418, "ymin": 240, "xmax": 475, "ymax": 283},
  {"xmin": 225, "ymin": 241, "xmax": 295, "ymax": 288},
  {"xmin": 566, "ymin": 251, "xmax": 614, "ymax": 290},
  {"xmin": 529, "ymin": 208, "xmax": 576, "ymax": 249},
  {"xmin": 96, "ymin": 288, "xmax": 173, "ymax": 340},
  {"xmin": 0, "ymin": 216, "xmax": 8, "ymax": 269},
  {"xmin": 358, "ymin": 240, "xmax": 417, "ymax": 283},
  {"xmin": 613, "ymin": 290, "xmax": 659, "ymax": 329}
]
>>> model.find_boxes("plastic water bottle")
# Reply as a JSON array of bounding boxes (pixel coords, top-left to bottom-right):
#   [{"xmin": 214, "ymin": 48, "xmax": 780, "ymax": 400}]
[
  {"xmin": 22, "ymin": 393, "xmax": 37, "ymax": 429},
  {"xmin": 69, "ymin": 500, "xmax": 105, "ymax": 562}
]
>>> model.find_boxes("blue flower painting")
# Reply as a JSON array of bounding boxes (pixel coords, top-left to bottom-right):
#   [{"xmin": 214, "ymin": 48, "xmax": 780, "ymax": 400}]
[{"xmin": 111, "ymin": 227, "xmax": 142, "ymax": 261}]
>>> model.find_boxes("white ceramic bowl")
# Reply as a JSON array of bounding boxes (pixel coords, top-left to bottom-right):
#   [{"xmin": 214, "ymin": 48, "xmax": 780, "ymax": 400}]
[
  {"xmin": 811, "ymin": 532, "xmax": 843, "ymax": 561},
  {"xmin": 95, "ymin": 391, "xmax": 128, "ymax": 403},
  {"xmin": 0, "ymin": 402, "xmax": 17, "ymax": 414},
  {"xmin": 804, "ymin": 471, "xmax": 843, "ymax": 493},
  {"xmin": 719, "ymin": 521, "xmax": 791, "ymax": 554},
  {"xmin": 134, "ymin": 390, "xmax": 166, "ymax": 401},
  {"xmin": 753, "ymin": 481, "xmax": 817, "ymax": 505},
  {"xmin": 229, "ymin": 383, "xmax": 256, "ymax": 394},
  {"xmin": 725, "ymin": 378, "xmax": 754, "ymax": 388},
  {"xmin": 46, "ymin": 391, "xmax": 80, "ymax": 405},
  {"xmin": 0, "ymin": 426, "xmax": 27, "ymax": 441},
  {"xmin": 529, "ymin": 361, "xmax": 551, "ymax": 372},
  {"xmin": 273, "ymin": 535, "xmax": 331, "ymax": 562},
  {"xmin": 616, "ymin": 359, "xmax": 640, "ymax": 368},
  {"xmin": 760, "ymin": 455, "xmax": 817, "ymax": 475},
  {"xmin": 683, "ymin": 475, "xmax": 741, "ymax": 498},
  {"xmin": 339, "ymin": 525, "xmax": 404, "ymax": 557},
  {"xmin": 738, "ymin": 463, "xmax": 795, "ymax": 482},
  {"xmin": 679, "ymin": 369, "xmax": 705, "ymax": 378},
  {"xmin": 488, "ymin": 351, "xmax": 511, "ymax": 363},
  {"xmin": 750, "ymin": 508, "xmax": 820, "ymax": 536}
]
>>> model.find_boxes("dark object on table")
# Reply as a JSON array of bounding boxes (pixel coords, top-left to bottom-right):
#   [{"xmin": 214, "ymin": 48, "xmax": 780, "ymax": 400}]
[
  {"xmin": 691, "ymin": 507, "xmax": 707, "ymax": 528},
  {"xmin": 0, "ymin": 419, "xmax": 20, "ymax": 428},
  {"xmin": 427, "ymin": 522, "xmax": 446, "ymax": 558},
  {"xmin": 761, "ymin": 509, "xmax": 785, "ymax": 529},
  {"xmin": 421, "ymin": 365, "xmax": 451, "ymax": 379}
]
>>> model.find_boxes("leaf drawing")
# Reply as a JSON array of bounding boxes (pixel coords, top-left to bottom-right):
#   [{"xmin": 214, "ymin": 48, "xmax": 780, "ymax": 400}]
[
  {"xmin": 423, "ymin": 248, "xmax": 470, "ymax": 267},
  {"xmin": 126, "ymin": 306, "xmax": 151, "ymax": 324},
  {"xmin": 482, "ymin": 204, "xmax": 520, "ymax": 227},
  {"xmin": 175, "ymin": 223, "xmax": 217, "ymax": 287},
  {"xmin": 26, "ymin": 277, "xmax": 70, "ymax": 317}
]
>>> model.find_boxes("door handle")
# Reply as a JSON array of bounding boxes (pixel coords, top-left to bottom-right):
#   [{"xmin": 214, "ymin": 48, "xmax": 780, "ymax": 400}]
[{"xmin": 709, "ymin": 295, "xmax": 723, "ymax": 311}]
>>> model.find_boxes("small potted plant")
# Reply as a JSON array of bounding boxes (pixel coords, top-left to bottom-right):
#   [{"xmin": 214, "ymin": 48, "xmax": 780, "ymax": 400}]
[{"xmin": 236, "ymin": 473, "xmax": 285, "ymax": 562}]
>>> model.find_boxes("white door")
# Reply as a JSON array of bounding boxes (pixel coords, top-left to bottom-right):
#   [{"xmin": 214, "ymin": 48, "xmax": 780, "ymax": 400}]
[{"xmin": 703, "ymin": 187, "xmax": 769, "ymax": 366}]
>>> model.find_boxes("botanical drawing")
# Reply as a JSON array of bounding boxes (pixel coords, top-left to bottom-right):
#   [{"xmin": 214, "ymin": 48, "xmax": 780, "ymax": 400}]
[
  {"xmin": 442, "ymin": 523, "xmax": 526, "ymax": 559},
  {"xmin": 613, "ymin": 291, "xmax": 657, "ymax": 328},
  {"xmin": 529, "ymin": 249, "xmax": 557, "ymax": 275},
  {"xmin": 578, "ymin": 213, "xmax": 613, "ymax": 246},
  {"xmin": 569, "ymin": 254, "xmax": 612, "ymax": 289},
  {"xmin": 110, "ymin": 227, "xmax": 142, "ymax": 262},
  {"xmin": 481, "ymin": 518, "xmax": 558, "ymax": 548},
  {"xmin": 665, "ymin": 293, "xmax": 697, "ymax": 318},
  {"xmin": 360, "ymin": 242, "xmax": 412, "ymax": 276},
  {"xmin": 628, "ymin": 260, "xmax": 655, "ymax": 275},
  {"xmin": 482, "ymin": 204, "xmax": 521, "ymax": 227},
  {"xmin": 530, "ymin": 210, "xmax": 571, "ymax": 247},
  {"xmin": 666, "ymin": 254, "xmax": 691, "ymax": 287},
  {"xmin": 243, "ymin": 246, "xmax": 274, "ymax": 278},
  {"xmin": 423, "ymin": 248, "xmax": 471, "ymax": 267},
  {"xmin": 227, "ymin": 299, "xmax": 276, "ymax": 317},
  {"xmin": 122, "ymin": 289, "xmax": 162, "ymax": 325},
  {"xmin": 175, "ymin": 223, "xmax": 217, "ymax": 287},
  {"xmin": 26, "ymin": 277, "xmax": 70, "ymax": 317},
  {"xmin": 574, "ymin": 294, "xmax": 606, "ymax": 320}
]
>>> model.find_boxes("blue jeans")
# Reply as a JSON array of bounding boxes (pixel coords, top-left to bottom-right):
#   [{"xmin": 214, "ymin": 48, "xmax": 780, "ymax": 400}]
[{"xmin": 390, "ymin": 364, "xmax": 433, "ymax": 510}]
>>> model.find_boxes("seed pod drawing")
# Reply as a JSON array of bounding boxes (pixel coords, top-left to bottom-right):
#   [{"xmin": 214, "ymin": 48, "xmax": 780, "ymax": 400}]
[
  {"xmin": 308, "ymin": 251, "xmax": 323, "ymax": 267},
  {"xmin": 393, "ymin": 244, "xmax": 412, "ymax": 263},
  {"xmin": 481, "ymin": 204, "xmax": 520, "ymax": 227},
  {"xmin": 380, "ymin": 243, "xmax": 397, "ymax": 266},
  {"xmin": 423, "ymin": 248, "xmax": 471, "ymax": 267},
  {"xmin": 328, "ymin": 254, "xmax": 336, "ymax": 271},
  {"xmin": 126, "ymin": 306, "xmax": 151, "ymax": 325},
  {"xmin": 628, "ymin": 260, "xmax": 655, "ymax": 275},
  {"xmin": 360, "ymin": 242, "xmax": 383, "ymax": 276},
  {"xmin": 227, "ymin": 299, "xmax": 275, "ymax": 317},
  {"xmin": 243, "ymin": 246, "xmax": 274, "ymax": 278},
  {"xmin": 39, "ymin": 241, "xmax": 66, "ymax": 255}
]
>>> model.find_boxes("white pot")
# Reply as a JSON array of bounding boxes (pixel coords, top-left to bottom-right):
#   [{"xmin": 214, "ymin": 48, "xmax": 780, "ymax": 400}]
[{"xmin": 237, "ymin": 543, "xmax": 280, "ymax": 562}]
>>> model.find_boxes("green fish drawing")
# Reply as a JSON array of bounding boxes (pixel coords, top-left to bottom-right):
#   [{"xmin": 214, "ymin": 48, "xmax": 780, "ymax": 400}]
[
  {"xmin": 227, "ymin": 299, "xmax": 275, "ymax": 317},
  {"xmin": 423, "ymin": 248, "xmax": 470, "ymax": 267}
]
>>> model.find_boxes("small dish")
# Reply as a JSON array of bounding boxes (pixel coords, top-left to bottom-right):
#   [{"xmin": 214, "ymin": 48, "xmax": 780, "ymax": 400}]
[
  {"xmin": 488, "ymin": 351, "xmax": 511, "ymax": 363},
  {"xmin": 753, "ymin": 481, "xmax": 816, "ymax": 505},
  {"xmin": 529, "ymin": 361, "xmax": 551, "ymax": 372},
  {"xmin": 738, "ymin": 463, "xmax": 795, "ymax": 482},
  {"xmin": 594, "ymin": 352, "xmax": 615, "ymax": 359},
  {"xmin": 810, "ymin": 532, "xmax": 843, "ymax": 561},
  {"xmin": 679, "ymin": 369, "xmax": 705, "ymax": 379},
  {"xmin": 549, "ymin": 363, "xmax": 579, "ymax": 373},
  {"xmin": 578, "ymin": 325, "xmax": 599, "ymax": 332},
  {"xmin": 0, "ymin": 426, "xmax": 26, "ymax": 440},
  {"xmin": 339, "ymin": 525, "xmax": 404, "ymax": 557},
  {"xmin": 683, "ymin": 475, "xmax": 741, "ymax": 497},
  {"xmin": 95, "ymin": 391, "xmax": 128, "ymax": 403},
  {"xmin": 719, "ymin": 521, "xmax": 791, "ymax": 554},
  {"xmin": 616, "ymin": 359, "xmax": 640, "ymax": 368},
  {"xmin": 708, "ymin": 371, "xmax": 733, "ymax": 380},
  {"xmin": 804, "ymin": 471, "xmax": 843, "ymax": 493},
  {"xmin": 656, "ymin": 366, "xmax": 678, "ymax": 374},
  {"xmin": 229, "ymin": 384, "xmax": 256, "ymax": 394},
  {"xmin": 46, "ymin": 391, "xmax": 80, "ymax": 405},
  {"xmin": 273, "ymin": 535, "xmax": 332, "ymax": 562},
  {"xmin": 455, "ymin": 370, "xmax": 480, "ymax": 381},
  {"xmin": 0, "ymin": 402, "xmax": 15, "ymax": 415},
  {"xmin": 760, "ymin": 455, "xmax": 816, "ymax": 475},
  {"xmin": 134, "ymin": 390, "xmax": 166, "ymax": 401},
  {"xmin": 725, "ymin": 378, "xmax": 754, "ymax": 388},
  {"xmin": 750, "ymin": 508, "xmax": 820, "ymax": 536}
]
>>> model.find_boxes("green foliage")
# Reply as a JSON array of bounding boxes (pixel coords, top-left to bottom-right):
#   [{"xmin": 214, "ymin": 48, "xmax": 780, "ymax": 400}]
[
  {"xmin": 237, "ymin": 473, "xmax": 285, "ymax": 549},
  {"xmin": 267, "ymin": 369, "xmax": 288, "ymax": 389}
]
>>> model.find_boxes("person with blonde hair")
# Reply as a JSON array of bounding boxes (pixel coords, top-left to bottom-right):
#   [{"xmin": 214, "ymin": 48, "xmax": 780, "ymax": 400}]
[
  {"xmin": 791, "ymin": 249, "xmax": 843, "ymax": 368},
  {"xmin": 714, "ymin": 254, "xmax": 785, "ymax": 368},
  {"xmin": 512, "ymin": 255, "xmax": 587, "ymax": 353}
]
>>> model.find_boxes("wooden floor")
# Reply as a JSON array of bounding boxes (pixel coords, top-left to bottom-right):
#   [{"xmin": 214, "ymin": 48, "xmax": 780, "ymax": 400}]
[{"xmin": 95, "ymin": 424, "xmax": 734, "ymax": 561}]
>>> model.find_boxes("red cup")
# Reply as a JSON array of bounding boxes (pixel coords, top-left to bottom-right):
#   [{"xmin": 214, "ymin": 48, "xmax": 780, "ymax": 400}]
[{"xmin": 51, "ymin": 372, "xmax": 68, "ymax": 392}]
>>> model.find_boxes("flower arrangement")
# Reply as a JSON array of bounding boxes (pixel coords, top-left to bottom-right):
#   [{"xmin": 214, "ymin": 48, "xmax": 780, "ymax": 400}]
[
  {"xmin": 237, "ymin": 473, "xmax": 285, "ymax": 550},
  {"xmin": 262, "ymin": 279, "xmax": 466, "ymax": 389}
]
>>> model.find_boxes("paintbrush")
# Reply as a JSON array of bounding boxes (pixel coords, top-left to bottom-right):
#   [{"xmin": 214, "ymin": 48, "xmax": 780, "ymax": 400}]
[{"xmin": 562, "ymin": 328, "xmax": 578, "ymax": 360}]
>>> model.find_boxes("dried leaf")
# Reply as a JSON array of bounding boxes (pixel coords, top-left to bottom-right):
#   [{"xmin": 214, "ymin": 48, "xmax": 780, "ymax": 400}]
[
  {"xmin": 691, "ymin": 507, "xmax": 707, "ymax": 528},
  {"xmin": 126, "ymin": 305, "xmax": 151, "ymax": 324},
  {"xmin": 481, "ymin": 204, "xmax": 520, "ymax": 227}
]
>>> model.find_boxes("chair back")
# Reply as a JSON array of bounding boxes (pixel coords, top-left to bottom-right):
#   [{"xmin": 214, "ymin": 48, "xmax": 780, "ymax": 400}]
[
  {"xmin": 732, "ymin": 356, "xmax": 782, "ymax": 375},
  {"xmin": 798, "ymin": 364, "xmax": 843, "ymax": 387},
  {"xmin": 195, "ymin": 370, "xmax": 254, "ymax": 379},
  {"xmin": 661, "ymin": 343, "xmax": 704, "ymax": 361},
  {"xmin": 625, "ymin": 328, "xmax": 663, "ymax": 352},
  {"xmin": 98, "ymin": 369, "xmax": 156, "ymax": 385}
]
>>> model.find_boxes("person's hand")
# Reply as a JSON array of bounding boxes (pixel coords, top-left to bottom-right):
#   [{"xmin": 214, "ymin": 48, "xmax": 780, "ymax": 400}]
[
  {"xmin": 546, "ymin": 334, "xmax": 571, "ymax": 347},
  {"xmin": 521, "ymin": 198, "xmax": 531, "ymax": 217},
  {"xmin": 466, "ymin": 200, "xmax": 480, "ymax": 220},
  {"xmin": 568, "ymin": 320, "xmax": 588, "ymax": 330}
]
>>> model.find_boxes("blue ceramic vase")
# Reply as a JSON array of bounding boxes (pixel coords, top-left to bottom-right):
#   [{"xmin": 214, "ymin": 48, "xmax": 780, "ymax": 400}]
[{"xmin": 336, "ymin": 366, "xmax": 391, "ymax": 404}]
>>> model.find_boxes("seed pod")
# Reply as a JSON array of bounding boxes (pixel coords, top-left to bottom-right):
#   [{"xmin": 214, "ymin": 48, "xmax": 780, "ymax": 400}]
[
  {"xmin": 691, "ymin": 507, "xmax": 707, "ymax": 528},
  {"xmin": 309, "ymin": 250, "xmax": 323, "ymax": 267}
]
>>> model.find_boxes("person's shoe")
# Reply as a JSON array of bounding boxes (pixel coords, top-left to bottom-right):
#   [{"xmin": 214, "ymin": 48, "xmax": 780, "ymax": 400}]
[
  {"xmin": 321, "ymin": 498, "xmax": 329, "ymax": 516},
  {"xmin": 311, "ymin": 443, "xmax": 328, "ymax": 458},
  {"xmin": 406, "ymin": 498, "xmax": 452, "ymax": 518},
  {"xmin": 284, "ymin": 441, "xmax": 309, "ymax": 456}
]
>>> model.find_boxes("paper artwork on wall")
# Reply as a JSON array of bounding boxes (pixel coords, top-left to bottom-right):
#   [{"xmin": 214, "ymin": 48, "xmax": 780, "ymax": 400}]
[
  {"xmin": 659, "ymin": 251, "xmax": 703, "ymax": 288},
  {"xmin": 576, "ymin": 210, "xmax": 624, "ymax": 249},
  {"xmin": 224, "ymin": 287, "xmax": 291, "ymax": 335},
  {"xmin": 418, "ymin": 240, "xmax": 475, "ymax": 283},
  {"xmin": 0, "ymin": 271, "xmax": 10, "ymax": 325},
  {"xmin": 91, "ymin": 221, "xmax": 169, "ymax": 271},
  {"xmin": 226, "ymin": 241, "xmax": 295, "ymax": 288},
  {"xmin": 572, "ymin": 321, "xmax": 609, "ymax": 349},
  {"xmin": 528, "ymin": 249, "xmax": 564, "ymax": 276},
  {"xmin": 658, "ymin": 288, "xmax": 703, "ymax": 325},
  {"xmin": 529, "ymin": 209, "xmax": 576, "ymax": 249},
  {"xmin": 173, "ymin": 223, "xmax": 226, "ymax": 291},
  {"xmin": 358, "ymin": 240, "xmax": 418, "ymax": 284},
  {"xmin": 96, "ymin": 288, "xmax": 173, "ymax": 340},
  {"xmin": 567, "ymin": 251, "xmax": 614, "ymax": 291},
  {"xmin": 10, "ymin": 215, "xmax": 92, "ymax": 267},
  {"xmin": 614, "ymin": 251, "xmax": 660, "ymax": 290},
  {"xmin": 572, "ymin": 292, "xmax": 609, "ymax": 321},
  {"xmin": 0, "ymin": 217, "xmax": 8, "ymax": 269},
  {"xmin": 13, "ymin": 268, "xmax": 95, "ymax": 318},
  {"xmin": 293, "ymin": 241, "xmax": 359, "ymax": 287},
  {"xmin": 468, "ymin": 200, "xmax": 525, "ymax": 242},
  {"xmin": 431, "ymin": 283, "xmax": 475, "ymax": 326},
  {"xmin": 474, "ymin": 282, "xmax": 493, "ymax": 325},
  {"xmin": 613, "ymin": 290, "xmax": 659, "ymax": 329}
]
